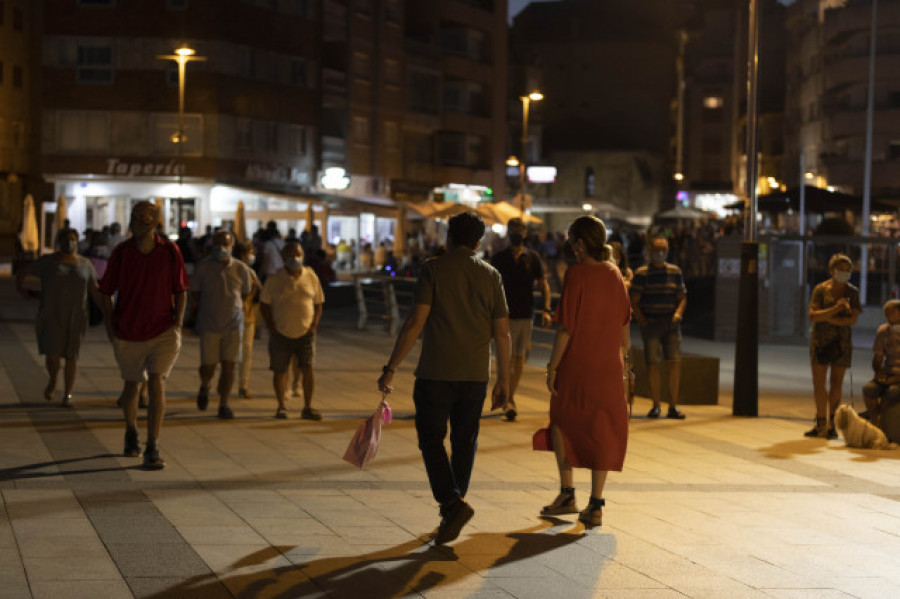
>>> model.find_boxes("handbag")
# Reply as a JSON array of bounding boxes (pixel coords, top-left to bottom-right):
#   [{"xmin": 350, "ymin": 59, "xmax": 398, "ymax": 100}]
[
  {"xmin": 532, "ymin": 426, "xmax": 553, "ymax": 451},
  {"xmin": 343, "ymin": 396, "xmax": 392, "ymax": 469}
]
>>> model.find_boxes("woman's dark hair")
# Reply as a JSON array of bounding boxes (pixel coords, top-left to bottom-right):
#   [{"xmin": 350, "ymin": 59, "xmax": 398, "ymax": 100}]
[
  {"xmin": 567, "ymin": 215, "xmax": 610, "ymax": 261},
  {"xmin": 447, "ymin": 212, "xmax": 486, "ymax": 249},
  {"xmin": 232, "ymin": 240, "xmax": 252, "ymax": 261}
]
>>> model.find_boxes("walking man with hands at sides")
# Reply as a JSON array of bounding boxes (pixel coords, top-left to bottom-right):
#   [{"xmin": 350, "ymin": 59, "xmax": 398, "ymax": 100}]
[
  {"xmin": 260, "ymin": 241, "xmax": 325, "ymax": 420},
  {"xmin": 378, "ymin": 212, "xmax": 511, "ymax": 546},
  {"xmin": 98, "ymin": 201, "xmax": 189, "ymax": 470},
  {"xmin": 190, "ymin": 231, "xmax": 256, "ymax": 419}
]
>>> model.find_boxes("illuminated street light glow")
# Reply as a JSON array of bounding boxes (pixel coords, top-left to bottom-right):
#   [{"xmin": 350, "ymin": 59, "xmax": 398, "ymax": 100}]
[
  {"xmin": 527, "ymin": 91, "xmax": 544, "ymax": 102},
  {"xmin": 506, "ymin": 156, "xmax": 519, "ymax": 167},
  {"xmin": 582, "ymin": 203, "xmax": 593, "ymax": 211},
  {"xmin": 673, "ymin": 172, "xmax": 684, "ymax": 181},
  {"xmin": 804, "ymin": 172, "xmax": 814, "ymax": 180}
]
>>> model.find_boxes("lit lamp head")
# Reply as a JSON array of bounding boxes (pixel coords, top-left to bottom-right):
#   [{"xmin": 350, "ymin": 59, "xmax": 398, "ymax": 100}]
[
  {"xmin": 527, "ymin": 91, "xmax": 544, "ymax": 102},
  {"xmin": 674, "ymin": 173, "xmax": 684, "ymax": 181},
  {"xmin": 506, "ymin": 156, "xmax": 520, "ymax": 167},
  {"xmin": 175, "ymin": 46, "xmax": 196, "ymax": 57}
]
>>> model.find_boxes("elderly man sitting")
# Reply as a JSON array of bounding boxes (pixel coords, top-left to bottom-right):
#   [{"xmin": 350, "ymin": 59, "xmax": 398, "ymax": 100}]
[{"xmin": 862, "ymin": 299, "xmax": 900, "ymax": 428}]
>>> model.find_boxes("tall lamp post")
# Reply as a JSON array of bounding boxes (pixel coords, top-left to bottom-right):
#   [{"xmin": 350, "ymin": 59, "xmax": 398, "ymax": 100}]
[
  {"xmin": 157, "ymin": 46, "xmax": 205, "ymax": 189},
  {"xmin": 517, "ymin": 91, "xmax": 543, "ymax": 213},
  {"xmin": 733, "ymin": 0, "xmax": 760, "ymax": 417}
]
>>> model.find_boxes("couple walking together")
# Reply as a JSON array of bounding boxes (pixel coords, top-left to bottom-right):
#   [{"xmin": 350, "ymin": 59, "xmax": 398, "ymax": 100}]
[{"xmin": 378, "ymin": 213, "xmax": 630, "ymax": 545}]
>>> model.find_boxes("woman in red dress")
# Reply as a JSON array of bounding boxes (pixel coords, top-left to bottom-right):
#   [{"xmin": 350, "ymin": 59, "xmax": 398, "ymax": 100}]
[{"xmin": 541, "ymin": 216, "xmax": 631, "ymax": 526}]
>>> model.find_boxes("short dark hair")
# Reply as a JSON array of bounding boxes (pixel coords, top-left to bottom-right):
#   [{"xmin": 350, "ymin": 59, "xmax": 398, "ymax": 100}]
[
  {"xmin": 55, "ymin": 227, "xmax": 78, "ymax": 246},
  {"xmin": 447, "ymin": 212, "xmax": 485, "ymax": 249}
]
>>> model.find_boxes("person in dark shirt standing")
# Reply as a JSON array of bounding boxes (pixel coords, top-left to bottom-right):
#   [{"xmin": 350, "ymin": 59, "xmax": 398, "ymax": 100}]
[
  {"xmin": 630, "ymin": 236, "xmax": 687, "ymax": 419},
  {"xmin": 99, "ymin": 201, "xmax": 189, "ymax": 469},
  {"xmin": 491, "ymin": 218, "xmax": 552, "ymax": 421}
]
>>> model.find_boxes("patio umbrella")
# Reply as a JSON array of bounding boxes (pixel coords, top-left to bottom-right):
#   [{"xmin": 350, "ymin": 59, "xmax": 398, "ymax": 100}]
[
  {"xmin": 233, "ymin": 201, "xmax": 248, "ymax": 243},
  {"xmin": 484, "ymin": 201, "xmax": 542, "ymax": 225},
  {"xmin": 56, "ymin": 194, "xmax": 67, "ymax": 231},
  {"xmin": 585, "ymin": 201, "xmax": 631, "ymax": 220},
  {"xmin": 154, "ymin": 197, "xmax": 166, "ymax": 234},
  {"xmin": 430, "ymin": 202, "xmax": 502, "ymax": 225},
  {"xmin": 305, "ymin": 202, "xmax": 315, "ymax": 232},
  {"xmin": 656, "ymin": 206, "xmax": 712, "ymax": 220},
  {"xmin": 394, "ymin": 204, "xmax": 407, "ymax": 257},
  {"xmin": 20, "ymin": 194, "xmax": 39, "ymax": 253}
]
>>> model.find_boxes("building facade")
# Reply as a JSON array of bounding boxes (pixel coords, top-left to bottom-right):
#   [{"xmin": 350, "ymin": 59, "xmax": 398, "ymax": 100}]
[
  {"xmin": 0, "ymin": 0, "xmax": 41, "ymax": 255},
  {"xmin": 36, "ymin": 0, "xmax": 508, "ymax": 252},
  {"xmin": 784, "ymin": 0, "xmax": 900, "ymax": 203},
  {"xmin": 509, "ymin": 0, "xmax": 678, "ymax": 229}
]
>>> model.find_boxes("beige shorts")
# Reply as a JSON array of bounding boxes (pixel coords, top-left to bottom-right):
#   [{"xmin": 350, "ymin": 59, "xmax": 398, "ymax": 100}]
[
  {"xmin": 114, "ymin": 327, "xmax": 182, "ymax": 382},
  {"xmin": 200, "ymin": 328, "xmax": 242, "ymax": 365},
  {"xmin": 509, "ymin": 318, "xmax": 533, "ymax": 358}
]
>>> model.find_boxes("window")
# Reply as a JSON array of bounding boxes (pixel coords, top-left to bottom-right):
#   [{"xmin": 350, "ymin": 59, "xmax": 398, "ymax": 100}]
[
  {"xmin": 290, "ymin": 58, "xmax": 307, "ymax": 86},
  {"xmin": 77, "ymin": 44, "xmax": 113, "ymax": 83},
  {"xmin": 57, "ymin": 111, "xmax": 110, "ymax": 152},
  {"xmin": 13, "ymin": 6, "xmax": 22, "ymax": 30},
  {"xmin": 263, "ymin": 121, "xmax": 278, "ymax": 153},
  {"xmin": 11, "ymin": 121, "xmax": 25, "ymax": 149},
  {"xmin": 352, "ymin": 116, "xmax": 369, "ymax": 145},
  {"xmin": 384, "ymin": 121, "xmax": 398, "ymax": 150},
  {"xmin": 12, "ymin": 65, "xmax": 22, "ymax": 88},
  {"xmin": 288, "ymin": 125, "xmax": 307, "ymax": 155},
  {"xmin": 703, "ymin": 96, "xmax": 723, "ymax": 109},
  {"xmin": 385, "ymin": 0, "xmax": 401, "ymax": 24},
  {"xmin": 437, "ymin": 132, "xmax": 465, "ymax": 165},
  {"xmin": 353, "ymin": 52, "xmax": 370, "ymax": 82},
  {"xmin": 166, "ymin": 0, "xmax": 188, "ymax": 9},
  {"xmin": 236, "ymin": 118, "xmax": 253, "ymax": 152},
  {"xmin": 384, "ymin": 59, "xmax": 400, "ymax": 86},
  {"xmin": 408, "ymin": 70, "xmax": 440, "ymax": 114}
]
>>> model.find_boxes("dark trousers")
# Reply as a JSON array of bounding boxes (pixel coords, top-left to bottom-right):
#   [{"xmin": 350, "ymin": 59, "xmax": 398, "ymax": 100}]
[{"xmin": 413, "ymin": 379, "xmax": 487, "ymax": 507}]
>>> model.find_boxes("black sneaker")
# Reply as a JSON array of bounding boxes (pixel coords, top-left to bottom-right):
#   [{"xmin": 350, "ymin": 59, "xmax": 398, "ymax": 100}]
[
  {"xmin": 504, "ymin": 409, "xmax": 517, "ymax": 422},
  {"xmin": 434, "ymin": 499, "xmax": 475, "ymax": 545},
  {"xmin": 647, "ymin": 406, "xmax": 661, "ymax": 418},
  {"xmin": 142, "ymin": 447, "xmax": 166, "ymax": 470},
  {"xmin": 124, "ymin": 428, "xmax": 141, "ymax": 457},
  {"xmin": 218, "ymin": 405, "xmax": 234, "ymax": 420},
  {"xmin": 197, "ymin": 387, "xmax": 209, "ymax": 411}
]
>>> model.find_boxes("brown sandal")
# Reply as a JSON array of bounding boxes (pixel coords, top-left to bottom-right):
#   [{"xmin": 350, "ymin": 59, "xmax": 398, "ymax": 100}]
[{"xmin": 541, "ymin": 488, "xmax": 578, "ymax": 516}]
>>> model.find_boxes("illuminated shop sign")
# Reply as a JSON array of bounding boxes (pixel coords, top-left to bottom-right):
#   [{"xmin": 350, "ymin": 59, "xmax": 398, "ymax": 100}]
[
  {"xmin": 320, "ymin": 167, "xmax": 351, "ymax": 190},
  {"xmin": 526, "ymin": 166, "xmax": 557, "ymax": 183}
]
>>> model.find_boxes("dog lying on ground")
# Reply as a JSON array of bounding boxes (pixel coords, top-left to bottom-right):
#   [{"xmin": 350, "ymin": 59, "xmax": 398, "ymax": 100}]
[{"xmin": 833, "ymin": 405, "xmax": 898, "ymax": 450}]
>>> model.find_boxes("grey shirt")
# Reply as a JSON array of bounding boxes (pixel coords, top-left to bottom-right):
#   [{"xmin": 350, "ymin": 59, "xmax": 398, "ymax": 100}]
[
  {"xmin": 414, "ymin": 247, "xmax": 509, "ymax": 382},
  {"xmin": 190, "ymin": 256, "xmax": 255, "ymax": 333}
]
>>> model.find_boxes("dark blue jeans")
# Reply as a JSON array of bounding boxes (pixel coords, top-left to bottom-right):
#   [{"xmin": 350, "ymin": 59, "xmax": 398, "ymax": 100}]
[{"xmin": 413, "ymin": 379, "xmax": 487, "ymax": 507}]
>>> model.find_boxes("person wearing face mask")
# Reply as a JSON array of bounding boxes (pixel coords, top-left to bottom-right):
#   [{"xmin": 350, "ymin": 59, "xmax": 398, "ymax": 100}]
[
  {"xmin": 16, "ymin": 228, "xmax": 103, "ymax": 407},
  {"xmin": 807, "ymin": 253, "xmax": 862, "ymax": 438},
  {"xmin": 490, "ymin": 218, "xmax": 552, "ymax": 421},
  {"xmin": 232, "ymin": 241, "xmax": 261, "ymax": 399},
  {"xmin": 189, "ymin": 231, "xmax": 257, "ymax": 419},
  {"xmin": 260, "ymin": 241, "xmax": 325, "ymax": 420},
  {"xmin": 98, "ymin": 201, "xmax": 189, "ymax": 470},
  {"xmin": 862, "ymin": 299, "xmax": 900, "ymax": 429},
  {"xmin": 630, "ymin": 235, "xmax": 687, "ymax": 419}
]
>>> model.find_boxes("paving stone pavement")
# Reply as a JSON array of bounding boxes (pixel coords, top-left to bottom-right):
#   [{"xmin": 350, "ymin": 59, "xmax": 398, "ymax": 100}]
[{"xmin": 1, "ymin": 276, "xmax": 899, "ymax": 598}]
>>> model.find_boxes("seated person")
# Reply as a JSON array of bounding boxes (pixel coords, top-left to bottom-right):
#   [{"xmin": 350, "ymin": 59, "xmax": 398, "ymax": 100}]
[{"xmin": 862, "ymin": 299, "xmax": 900, "ymax": 426}]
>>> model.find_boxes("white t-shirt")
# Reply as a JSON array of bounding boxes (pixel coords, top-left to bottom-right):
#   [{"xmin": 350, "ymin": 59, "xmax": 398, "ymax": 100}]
[{"xmin": 260, "ymin": 267, "xmax": 325, "ymax": 338}]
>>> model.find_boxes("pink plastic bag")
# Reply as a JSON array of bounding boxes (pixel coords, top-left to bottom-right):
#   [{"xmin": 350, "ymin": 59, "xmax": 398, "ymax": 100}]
[{"xmin": 343, "ymin": 399, "xmax": 392, "ymax": 468}]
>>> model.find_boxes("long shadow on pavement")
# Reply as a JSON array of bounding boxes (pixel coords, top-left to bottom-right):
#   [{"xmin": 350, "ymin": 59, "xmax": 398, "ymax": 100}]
[
  {"xmin": 143, "ymin": 520, "xmax": 596, "ymax": 598},
  {"xmin": 0, "ymin": 453, "xmax": 140, "ymax": 481}
]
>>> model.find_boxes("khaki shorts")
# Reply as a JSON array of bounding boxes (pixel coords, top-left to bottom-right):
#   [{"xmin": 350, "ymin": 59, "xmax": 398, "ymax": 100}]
[
  {"xmin": 509, "ymin": 318, "xmax": 533, "ymax": 358},
  {"xmin": 200, "ymin": 328, "xmax": 242, "ymax": 365},
  {"xmin": 269, "ymin": 330, "xmax": 315, "ymax": 373},
  {"xmin": 114, "ymin": 327, "xmax": 182, "ymax": 382}
]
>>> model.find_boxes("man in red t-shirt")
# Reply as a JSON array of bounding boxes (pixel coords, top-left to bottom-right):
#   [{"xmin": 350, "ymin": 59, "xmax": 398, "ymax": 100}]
[{"xmin": 99, "ymin": 201, "xmax": 189, "ymax": 469}]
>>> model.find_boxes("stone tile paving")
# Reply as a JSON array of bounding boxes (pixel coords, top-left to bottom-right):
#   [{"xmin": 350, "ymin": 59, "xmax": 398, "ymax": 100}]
[{"xmin": 1, "ymin": 281, "xmax": 900, "ymax": 598}]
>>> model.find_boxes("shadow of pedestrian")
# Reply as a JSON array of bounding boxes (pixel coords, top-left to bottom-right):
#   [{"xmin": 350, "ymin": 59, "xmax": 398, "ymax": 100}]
[
  {"xmin": 0, "ymin": 453, "xmax": 137, "ymax": 481},
  {"xmin": 145, "ymin": 520, "xmax": 591, "ymax": 598},
  {"xmin": 758, "ymin": 438, "xmax": 830, "ymax": 459}
]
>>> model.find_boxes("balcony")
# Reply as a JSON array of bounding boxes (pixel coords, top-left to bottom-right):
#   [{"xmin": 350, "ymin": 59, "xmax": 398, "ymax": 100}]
[
  {"xmin": 321, "ymin": 135, "xmax": 346, "ymax": 164},
  {"xmin": 322, "ymin": 68, "xmax": 348, "ymax": 96},
  {"xmin": 323, "ymin": 0, "xmax": 348, "ymax": 42},
  {"xmin": 825, "ymin": 1, "xmax": 900, "ymax": 45},
  {"xmin": 827, "ymin": 107, "xmax": 900, "ymax": 140},
  {"xmin": 823, "ymin": 156, "xmax": 900, "ymax": 192},
  {"xmin": 826, "ymin": 54, "xmax": 900, "ymax": 93}
]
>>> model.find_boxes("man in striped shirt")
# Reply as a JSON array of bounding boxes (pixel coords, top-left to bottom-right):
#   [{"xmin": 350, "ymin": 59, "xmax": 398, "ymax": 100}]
[{"xmin": 631, "ymin": 236, "xmax": 687, "ymax": 419}]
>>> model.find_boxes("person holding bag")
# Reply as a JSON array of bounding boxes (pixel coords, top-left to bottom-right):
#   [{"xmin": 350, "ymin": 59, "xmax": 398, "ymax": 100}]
[
  {"xmin": 806, "ymin": 253, "xmax": 862, "ymax": 438},
  {"xmin": 541, "ymin": 216, "xmax": 631, "ymax": 527}
]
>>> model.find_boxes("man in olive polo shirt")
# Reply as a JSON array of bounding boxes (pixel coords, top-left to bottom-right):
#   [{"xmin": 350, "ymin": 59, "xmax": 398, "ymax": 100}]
[{"xmin": 378, "ymin": 212, "xmax": 511, "ymax": 546}]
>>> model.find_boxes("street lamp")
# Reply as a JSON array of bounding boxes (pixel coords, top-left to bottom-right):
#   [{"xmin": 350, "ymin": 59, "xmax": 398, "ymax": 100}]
[
  {"xmin": 157, "ymin": 45, "xmax": 205, "ymax": 186},
  {"xmin": 517, "ymin": 90, "xmax": 543, "ymax": 213}
]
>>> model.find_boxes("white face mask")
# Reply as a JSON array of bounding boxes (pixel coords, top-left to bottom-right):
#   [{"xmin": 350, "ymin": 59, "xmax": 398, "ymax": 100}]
[{"xmin": 833, "ymin": 270, "xmax": 851, "ymax": 284}]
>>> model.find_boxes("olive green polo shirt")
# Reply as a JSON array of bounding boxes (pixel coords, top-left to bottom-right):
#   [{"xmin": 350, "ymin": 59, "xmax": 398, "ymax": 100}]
[{"xmin": 414, "ymin": 247, "xmax": 509, "ymax": 382}]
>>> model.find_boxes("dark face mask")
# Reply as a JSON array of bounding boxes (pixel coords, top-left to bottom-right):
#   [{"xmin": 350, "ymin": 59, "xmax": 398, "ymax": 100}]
[{"xmin": 508, "ymin": 232, "xmax": 524, "ymax": 246}]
